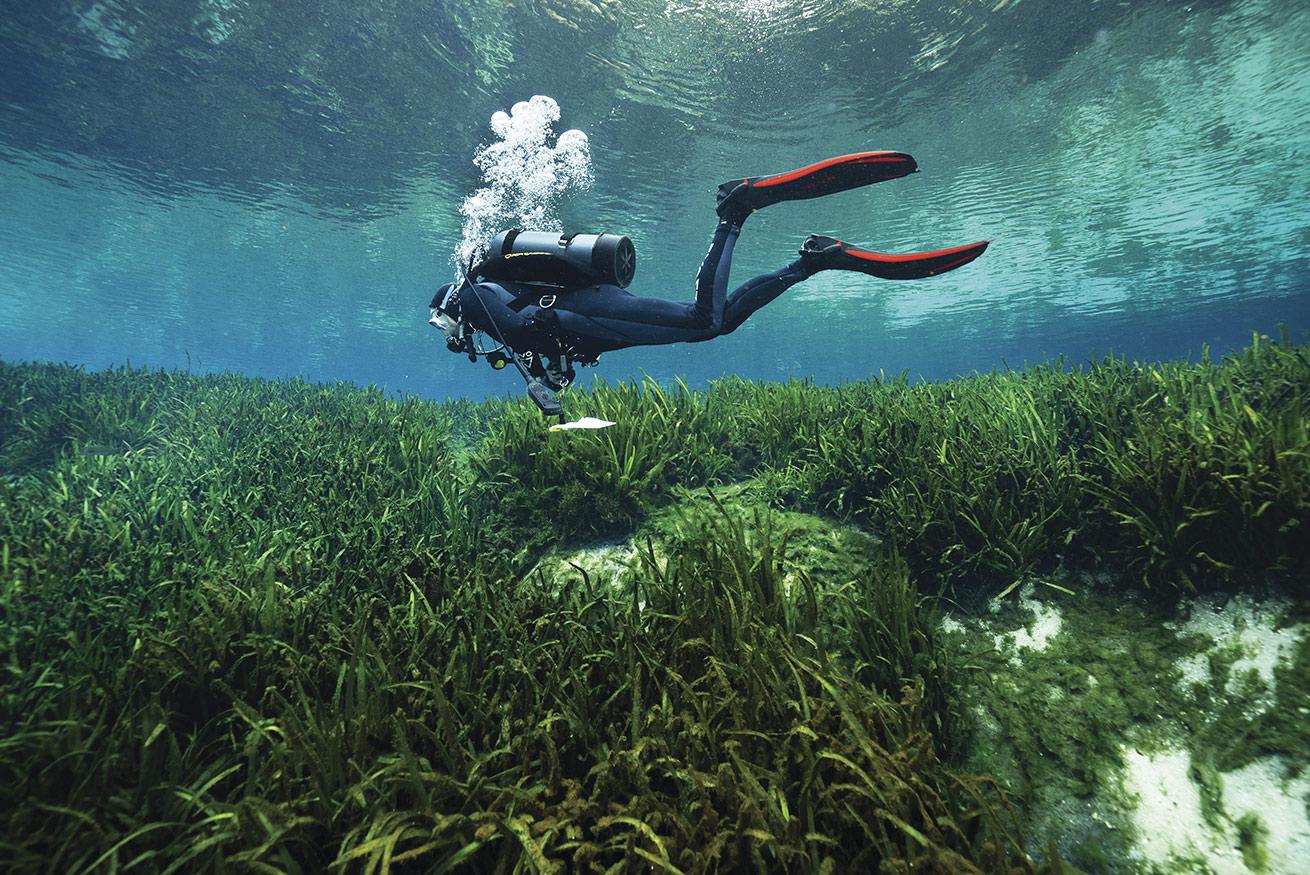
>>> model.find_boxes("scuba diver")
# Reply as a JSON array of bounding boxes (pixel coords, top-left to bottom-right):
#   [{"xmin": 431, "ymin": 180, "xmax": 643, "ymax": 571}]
[{"xmin": 430, "ymin": 151, "xmax": 988, "ymax": 418}]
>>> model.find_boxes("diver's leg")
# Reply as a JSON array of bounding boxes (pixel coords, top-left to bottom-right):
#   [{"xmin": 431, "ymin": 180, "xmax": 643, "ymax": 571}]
[
  {"xmin": 718, "ymin": 231, "xmax": 991, "ymax": 334},
  {"xmin": 542, "ymin": 220, "xmax": 744, "ymax": 348},
  {"xmin": 688, "ymin": 219, "xmax": 741, "ymax": 331},
  {"xmin": 717, "ymin": 260, "xmax": 810, "ymax": 335},
  {"xmin": 547, "ymin": 259, "xmax": 806, "ymax": 350}
]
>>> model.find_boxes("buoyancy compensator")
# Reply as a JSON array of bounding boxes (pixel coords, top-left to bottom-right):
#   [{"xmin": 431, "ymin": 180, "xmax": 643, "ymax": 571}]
[
  {"xmin": 429, "ymin": 230, "xmax": 631, "ymax": 422},
  {"xmin": 475, "ymin": 229, "xmax": 636, "ymax": 288}
]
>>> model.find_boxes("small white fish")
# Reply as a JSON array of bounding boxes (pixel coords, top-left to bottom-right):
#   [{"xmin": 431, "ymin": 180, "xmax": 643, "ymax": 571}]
[{"xmin": 549, "ymin": 416, "xmax": 617, "ymax": 432}]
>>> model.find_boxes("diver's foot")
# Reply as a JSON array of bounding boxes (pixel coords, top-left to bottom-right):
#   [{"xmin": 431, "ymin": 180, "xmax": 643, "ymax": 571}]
[
  {"xmin": 799, "ymin": 234, "xmax": 989, "ymax": 280},
  {"xmin": 716, "ymin": 151, "xmax": 917, "ymax": 220},
  {"xmin": 715, "ymin": 180, "xmax": 754, "ymax": 225}
]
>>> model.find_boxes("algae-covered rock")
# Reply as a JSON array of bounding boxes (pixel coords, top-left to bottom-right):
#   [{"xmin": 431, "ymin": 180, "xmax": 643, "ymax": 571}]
[
  {"xmin": 532, "ymin": 539, "xmax": 641, "ymax": 595},
  {"xmin": 529, "ymin": 481, "xmax": 881, "ymax": 604},
  {"xmin": 944, "ymin": 579, "xmax": 1310, "ymax": 873}
]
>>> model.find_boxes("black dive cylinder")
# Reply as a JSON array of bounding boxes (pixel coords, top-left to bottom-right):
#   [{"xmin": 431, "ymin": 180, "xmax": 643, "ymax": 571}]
[{"xmin": 482, "ymin": 229, "xmax": 637, "ymax": 288}]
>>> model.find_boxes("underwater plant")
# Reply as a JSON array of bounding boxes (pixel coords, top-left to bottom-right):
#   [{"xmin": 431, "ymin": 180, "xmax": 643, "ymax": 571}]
[{"xmin": 2, "ymin": 334, "xmax": 1306, "ymax": 871}]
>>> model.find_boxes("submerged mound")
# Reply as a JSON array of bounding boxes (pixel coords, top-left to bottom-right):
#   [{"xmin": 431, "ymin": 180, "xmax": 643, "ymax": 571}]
[{"xmin": 1, "ymin": 335, "xmax": 1307, "ymax": 872}]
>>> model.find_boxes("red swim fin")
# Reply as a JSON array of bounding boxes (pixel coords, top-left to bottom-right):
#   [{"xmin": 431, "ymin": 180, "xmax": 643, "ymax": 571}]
[
  {"xmin": 800, "ymin": 235, "xmax": 989, "ymax": 280},
  {"xmin": 717, "ymin": 151, "xmax": 917, "ymax": 219}
]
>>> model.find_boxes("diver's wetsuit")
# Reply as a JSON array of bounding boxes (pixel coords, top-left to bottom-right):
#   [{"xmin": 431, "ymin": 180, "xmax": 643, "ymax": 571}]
[
  {"xmin": 449, "ymin": 218, "xmax": 808, "ymax": 364},
  {"xmin": 439, "ymin": 150, "xmax": 991, "ymax": 393}
]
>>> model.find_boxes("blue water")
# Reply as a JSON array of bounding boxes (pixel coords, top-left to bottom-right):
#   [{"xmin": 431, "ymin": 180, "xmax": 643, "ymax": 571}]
[{"xmin": 1, "ymin": 0, "xmax": 1308, "ymax": 402}]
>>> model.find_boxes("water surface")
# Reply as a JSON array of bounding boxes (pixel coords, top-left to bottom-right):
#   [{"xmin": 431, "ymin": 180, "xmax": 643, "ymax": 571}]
[{"xmin": 1, "ymin": 0, "xmax": 1307, "ymax": 400}]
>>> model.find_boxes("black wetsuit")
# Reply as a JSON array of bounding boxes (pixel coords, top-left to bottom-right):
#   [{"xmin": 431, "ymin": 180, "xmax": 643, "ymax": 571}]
[
  {"xmin": 449, "ymin": 219, "xmax": 810, "ymax": 366},
  {"xmin": 437, "ymin": 150, "xmax": 990, "ymax": 395}
]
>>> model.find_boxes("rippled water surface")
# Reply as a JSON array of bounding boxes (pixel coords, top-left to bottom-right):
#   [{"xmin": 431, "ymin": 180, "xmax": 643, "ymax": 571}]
[{"xmin": 1, "ymin": 0, "xmax": 1307, "ymax": 398}]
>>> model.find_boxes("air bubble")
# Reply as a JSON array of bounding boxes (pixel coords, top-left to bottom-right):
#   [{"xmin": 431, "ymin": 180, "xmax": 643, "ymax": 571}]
[{"xmin": 452, "ymin": 95, "xmax": 594, "ymax": 280}]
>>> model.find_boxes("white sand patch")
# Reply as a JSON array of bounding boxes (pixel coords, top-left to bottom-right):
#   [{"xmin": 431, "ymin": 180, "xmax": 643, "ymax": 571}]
[
  {"xmin": 1168, "ymin": 595, "xmax": 1303, "ymax": 716},
  {"xmin": 1175, "ymin": 650, "xmax": 1211, "ymax": 689},
  {"xmin": 1124, "ymin": 747, "xmax": 1210, "ymax": 870},
  {"xmin": 561, "ymin": 543, "xmax": 639, "ymax": 591},
  {"xmin": 1123, "ymin": 746, "xmax": 1310, "ymax": 875},
  {"xmin": 1222, "ymin": 758, "xmax": 1310, "ymax": 874},
  {"xmin": 994, "ymin": 583, "xmax": 1064, "ymax": 661},
  {"xmin": 533, "ymin": 542, "xmax": 642, "ymax": 603},
  {"xmin": 941, "ymin": 616, "xmax": 967, "ymax": 636}
]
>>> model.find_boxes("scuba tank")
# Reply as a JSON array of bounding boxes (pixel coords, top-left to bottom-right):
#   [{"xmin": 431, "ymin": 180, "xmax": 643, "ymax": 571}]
[{"xmin": 476, "ymin": 229, "xmax": 637, "ymax": 288}]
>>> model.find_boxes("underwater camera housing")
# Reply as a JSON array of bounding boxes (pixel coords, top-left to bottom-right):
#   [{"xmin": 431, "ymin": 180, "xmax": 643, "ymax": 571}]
[{"xmin": 480, "ymin": 229, "xmax": 636, "ymax": 288}]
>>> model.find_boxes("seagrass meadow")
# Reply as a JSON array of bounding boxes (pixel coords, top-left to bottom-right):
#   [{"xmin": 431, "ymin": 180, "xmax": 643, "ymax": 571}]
[{"xmin": 1, "ymin": 334, "xmax": 1308, "ymax": 874}]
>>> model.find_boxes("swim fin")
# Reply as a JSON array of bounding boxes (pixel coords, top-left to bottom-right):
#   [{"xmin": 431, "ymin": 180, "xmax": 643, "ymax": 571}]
[
  {"xmin": 716, "ymin": 151, "xmax": 917, "ymax": 221},
  {"xmin": 799, "ymin": 234, "xmax": 989, "ymax": 280}
]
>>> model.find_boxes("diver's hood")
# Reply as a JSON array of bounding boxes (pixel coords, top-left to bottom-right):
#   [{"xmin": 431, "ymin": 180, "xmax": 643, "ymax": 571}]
[
  {"xmin": 430, "ymin": 282, "xmax": 459, "ymax": 313},
  {"xmin": 429, "ymin": 309, "xmax": 459, "ymax": 335}
]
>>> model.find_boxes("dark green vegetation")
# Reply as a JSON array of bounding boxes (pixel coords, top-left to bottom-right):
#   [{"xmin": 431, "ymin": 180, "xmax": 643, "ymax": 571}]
[
  {"xmin": 2, "ymin": 334, "xmax": 1307, "ymax": 872},
  {"xmin": 478, "ymin": 332, "xmax": 1308, "ymax": 593},
  {"xmin": 940, "ymin": 584, "xmax": 1309, "ymax": 872},
  {"xmin": 1235, "ymin": 813, "xmax": 1269, "ymax": 872},
  {"xmin": 949, "ymin": 588, "xmax": 1197, "ymax": 856}
]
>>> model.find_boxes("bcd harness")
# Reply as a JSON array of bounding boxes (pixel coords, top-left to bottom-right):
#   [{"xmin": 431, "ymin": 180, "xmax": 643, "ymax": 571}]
[{"xmin": 431, "ymin": 229, "xmax": 636, "ymax": 417}]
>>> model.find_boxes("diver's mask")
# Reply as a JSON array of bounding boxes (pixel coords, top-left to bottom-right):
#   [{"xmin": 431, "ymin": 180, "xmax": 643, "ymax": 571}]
[
  {"xmin": 429, "ymin": 308, "xmax": 459, "ymax": 336},
  {"xmin": 429, "ymin": 282, "xmax": 465, "ymax": 349}
]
